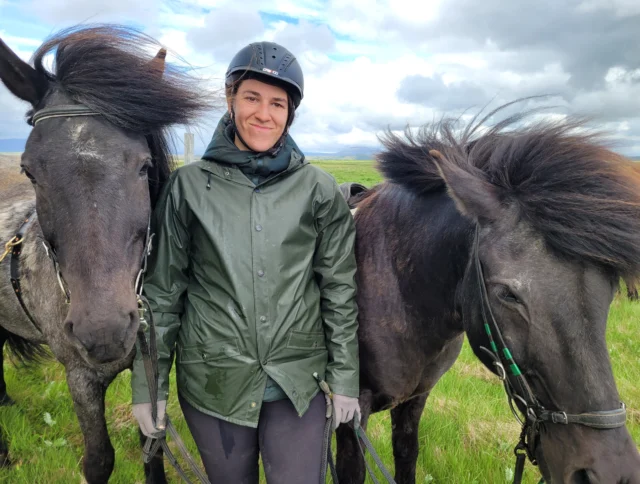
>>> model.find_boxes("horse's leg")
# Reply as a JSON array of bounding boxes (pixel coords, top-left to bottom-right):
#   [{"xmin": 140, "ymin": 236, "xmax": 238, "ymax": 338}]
[
  {"xmin": 336, "ymin": 388, "xmax": 373, "ymax": 484},
  {"xmin": 390, "ymin": 392, "xmax": 429, "ymax": 484},
  {"xmin": 0, "ymin": 329, "xmax": 12, "ymax": 468},
  {"xmin": 0, "ymin": 328, "xmax": 15, "ymax": 407},
  {"xmin": 0, "ymin": 422, "xmax": 9, "ymax": 468},
  {"xmin": 627, "ymin": 278, "xmax": 638, "ymax": 301},
  {"xmin": 65, "ymin": 366, "xmax": 115, "ymax": 484},
  {"xmin": 139, "ymin": 428, "xmax": 167, "ymax": 484}
]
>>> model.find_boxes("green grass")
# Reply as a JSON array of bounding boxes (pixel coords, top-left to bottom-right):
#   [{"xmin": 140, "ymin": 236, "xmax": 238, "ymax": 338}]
[
  {"xmin": 0, "ymin": 160, "xmax": 637, "ymax": 483},
  {"xmin": 310, "ymin": 159, "xmax": 384, "ymax": 186}
]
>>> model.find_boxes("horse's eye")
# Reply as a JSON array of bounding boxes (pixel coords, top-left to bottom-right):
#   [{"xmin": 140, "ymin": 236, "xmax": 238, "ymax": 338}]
[
  {"xmin": 498, "ymin": 286, "xmax": 521, "ymax": 304},
  {"xmin": 20, "ymin": 165, "xmax": 36, "ymax": 184},
  {"xmin": 139, "ymin": 161, "xmax": 152, "ymax": 178}
]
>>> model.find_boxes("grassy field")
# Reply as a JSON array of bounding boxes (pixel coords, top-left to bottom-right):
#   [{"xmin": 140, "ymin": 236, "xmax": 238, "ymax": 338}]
[{"xmin": 0, "ymin": 158, "xmax": 637, "ymax": 484}]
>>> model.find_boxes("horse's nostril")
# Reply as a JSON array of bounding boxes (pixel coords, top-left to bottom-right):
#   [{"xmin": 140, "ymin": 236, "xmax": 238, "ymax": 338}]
[
  {"xmin": 570, "ymin": 469, "xmax": 596, "ymax": 484},
  {"xmin": 64, "ymin": 320, "xmax": 74, "ymax": 338},
  {"xmin": 130, "ymin": 310, "xmax": 138, "ymax": 327}
]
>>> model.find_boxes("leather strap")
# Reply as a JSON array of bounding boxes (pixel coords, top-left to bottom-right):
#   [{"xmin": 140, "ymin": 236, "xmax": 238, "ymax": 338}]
[
  {"xmin": 30, "ymin": 104, "xmax": 100, "ymax": 125},
  {"xmin": 538, "ymin": 405, "xmax": 626, "ymax": 429},
  {"xmin": 8, "ymin": 211, "xmax": 41, "ymax": 332}
]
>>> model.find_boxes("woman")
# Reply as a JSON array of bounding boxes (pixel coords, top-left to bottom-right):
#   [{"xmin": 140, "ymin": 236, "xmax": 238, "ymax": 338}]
[{"xmin": 130, "ymin": 41, "xmax": 360, "ymax": 483}]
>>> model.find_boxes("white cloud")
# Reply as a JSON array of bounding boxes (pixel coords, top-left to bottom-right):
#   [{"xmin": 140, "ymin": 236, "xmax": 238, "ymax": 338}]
[
  {"xmin": 24, "ymin": 0, "xmax": 159, "ymax": 24},
  {"xmin": 186, "ymin": 7, "xmax": 266, "ymax": 62},
  {"xmin": 1, "ymin": 0, "xmax": 640, "ymax": 158},
  {"xmin": 578, "ymin": 0, "xmax": 640, "ymax": 16},
  {"xmin": 387, "ymin": 0, "xmax": 446, "ymax": 25},
  {"xmin": 0, "ymin": 90, "xmax": 32, "ymax": 139},
  {"xmin": 271, "ymin": 20, "xmax": 335, "ymax": 54},
  {"xmin": 0, "ymin": 32, "xmax": 41, "ymax": 48}
]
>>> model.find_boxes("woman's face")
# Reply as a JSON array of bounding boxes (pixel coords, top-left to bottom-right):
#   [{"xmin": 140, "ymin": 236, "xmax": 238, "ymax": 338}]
[{"xmin": 228, "ymin": 78, "xmax": 289, "ymax": 152}]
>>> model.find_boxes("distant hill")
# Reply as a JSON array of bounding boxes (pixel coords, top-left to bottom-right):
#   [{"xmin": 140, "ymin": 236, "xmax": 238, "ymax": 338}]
[
  {"xmin": 0, "ymin": 139, "xmax": 26, "ymax": 152},
  {"xmin": 0, "ymin": 138, "xmax": 380, "ymax": 160},
  {"xmin": 306, "ymin": 145, "xmax": 379, "ymax": 160},
  {"xmin": 1, "ymin": 136, "xmax": 637, "ymax": 162}
]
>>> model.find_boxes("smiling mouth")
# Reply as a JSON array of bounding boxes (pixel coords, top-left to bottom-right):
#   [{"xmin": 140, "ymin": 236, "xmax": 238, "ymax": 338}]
[{"xmin": 250, "ymin": 124, "xmax": 272, "ymax": 131}]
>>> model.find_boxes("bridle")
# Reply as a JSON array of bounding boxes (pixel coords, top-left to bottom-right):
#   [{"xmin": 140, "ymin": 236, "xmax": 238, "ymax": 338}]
[
  {"xmin": 26, "ymin": 104, "xmax": 153, "ymax": 307},
  {"xmin": 472, "ymin": 225, "xmax": 627, "ymax": 484}
]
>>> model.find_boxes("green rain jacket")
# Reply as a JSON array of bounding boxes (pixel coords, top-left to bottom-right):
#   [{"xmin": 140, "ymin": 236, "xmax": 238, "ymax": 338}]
[{"xmin": 131, "ymin": 114, "xmax": 359, "ymax": 427}]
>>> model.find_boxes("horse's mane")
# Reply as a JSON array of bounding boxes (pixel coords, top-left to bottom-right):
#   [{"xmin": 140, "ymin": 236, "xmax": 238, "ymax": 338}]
[
  {"xmin": 375, "ymin": 103, "xmax": 640, "ymax": 277},
  {"xmin": 29, "ymin": 24, "xmax": 219, "ymax": 205}
]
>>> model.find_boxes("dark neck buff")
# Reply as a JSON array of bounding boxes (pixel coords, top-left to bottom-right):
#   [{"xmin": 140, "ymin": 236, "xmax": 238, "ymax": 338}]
[{"xmin": 202, "ymin": 113, "xmax": 303, "ymax": 186}]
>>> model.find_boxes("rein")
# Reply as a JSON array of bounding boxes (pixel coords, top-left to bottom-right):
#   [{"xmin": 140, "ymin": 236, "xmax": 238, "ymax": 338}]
[
  {"xmin": 472, "ymin": 225, "xmax": 627, "ymax": 484},
  {"xmin": 0, "ymin": 210, "xmax": 41, "ymax": 333}
]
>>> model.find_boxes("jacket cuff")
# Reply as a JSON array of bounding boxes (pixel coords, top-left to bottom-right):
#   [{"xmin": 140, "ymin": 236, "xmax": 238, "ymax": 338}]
[{"xmin": 326, "ymin": 380, "xmax": 359, "ymax": 399}]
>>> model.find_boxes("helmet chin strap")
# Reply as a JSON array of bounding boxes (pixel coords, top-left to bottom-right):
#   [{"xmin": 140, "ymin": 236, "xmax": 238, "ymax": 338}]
[{"xmin": 230, "ymin": 105, "xmax": 293, "ymax": 158}]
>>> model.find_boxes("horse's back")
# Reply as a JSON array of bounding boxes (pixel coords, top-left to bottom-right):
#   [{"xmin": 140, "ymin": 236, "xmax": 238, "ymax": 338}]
[{"xmin": 0, "ymin": 164, "xmax": 36, "ymax": 243}]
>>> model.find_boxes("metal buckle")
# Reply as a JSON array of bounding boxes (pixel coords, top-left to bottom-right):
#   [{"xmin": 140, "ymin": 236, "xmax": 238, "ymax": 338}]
[
  {"xmin": 138, "ymin": 298, "xmax": 149, "ymax": 331},
  {"xmin": 494, "ymin": 361, "xmax": 507, "ymax": 381},
  {"xmin": 551, "ymin": 411, "xmax": 568, "ymax": 424}
]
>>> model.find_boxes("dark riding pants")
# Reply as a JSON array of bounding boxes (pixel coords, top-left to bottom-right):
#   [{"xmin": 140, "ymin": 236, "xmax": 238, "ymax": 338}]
[{"xmin": 178, "ymin": 392, "xmax": 326, "ymax": 484}]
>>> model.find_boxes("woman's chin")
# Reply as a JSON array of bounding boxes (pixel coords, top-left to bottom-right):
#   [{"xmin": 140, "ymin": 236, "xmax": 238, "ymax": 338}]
[{"xmin": 246, "ymin": 138, "xmax": 278, "ymax": 152}]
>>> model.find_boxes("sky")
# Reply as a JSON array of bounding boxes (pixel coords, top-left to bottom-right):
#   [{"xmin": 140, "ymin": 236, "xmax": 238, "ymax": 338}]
[{"xmin": 1, "ymin": 0, "xmax": 639, "ymax": 156}]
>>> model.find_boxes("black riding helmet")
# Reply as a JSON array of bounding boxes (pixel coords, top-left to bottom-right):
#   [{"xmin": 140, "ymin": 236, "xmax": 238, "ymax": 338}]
[
  {"xmin": 225, "ymin": 42, "xmax": 304, "ymax": 156},
  {"xmin": 226, "ymin": 41, "xmax": 304, "ymax": 108}
]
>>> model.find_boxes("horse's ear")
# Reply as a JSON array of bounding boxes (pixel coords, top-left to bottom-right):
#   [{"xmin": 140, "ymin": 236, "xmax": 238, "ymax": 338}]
[
  {"xmin": 429, "ymin": 149, "xmax": 502, "ymax": 225},
  {"xmin": 0, "ymin": 37, "xmax": 48, "ymax": 106},
  {"xmin": 148, "ymin": 48, "xmax": 166, "ymax": 79}
]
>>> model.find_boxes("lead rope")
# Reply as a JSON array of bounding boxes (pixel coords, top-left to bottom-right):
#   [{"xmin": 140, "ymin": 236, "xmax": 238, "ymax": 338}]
[
  {"xmin": 137, "ymin": 296, "xmax": 211, "ymax": 484},
  {"xmin": 135, "ymin": 225, "xmax": 211, "ymax": 484},
  {"xmin": 314, "ymin": 373, "xmax": 397, "ymax": 484}
]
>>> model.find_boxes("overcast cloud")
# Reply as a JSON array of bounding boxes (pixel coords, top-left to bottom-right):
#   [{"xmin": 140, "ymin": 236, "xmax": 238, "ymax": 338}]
[{"xmin": 0, "ymin": 0, "xmax": 639, "ymax": 155}]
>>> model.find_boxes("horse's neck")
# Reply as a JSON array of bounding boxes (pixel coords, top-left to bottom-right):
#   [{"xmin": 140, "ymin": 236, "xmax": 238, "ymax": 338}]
[
  {"xmin": 359, "ymin": 189, "xmax": 472, "ymax": 328},
  {"xmin": 0, "ymin": 205, "xmax": 67, "ymax": 339}
]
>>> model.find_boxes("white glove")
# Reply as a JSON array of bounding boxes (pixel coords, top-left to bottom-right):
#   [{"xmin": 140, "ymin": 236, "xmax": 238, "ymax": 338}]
[
  {"xmin": 133, "ymin": 400, "xmax": 167, "ymax": 438},
  {"xmin": 328, "ymin": 394, "xmax": 360, "ymax": 430}
]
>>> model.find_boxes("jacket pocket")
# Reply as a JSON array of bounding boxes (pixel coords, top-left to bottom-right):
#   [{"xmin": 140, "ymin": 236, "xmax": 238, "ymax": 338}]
[
  {"xmin": 177, "ymin": 337, "xmax": 241, "ymax": 364},
  {"xmin": 286, "ymin": 331, "xmax": 325, "ymax": 350}
]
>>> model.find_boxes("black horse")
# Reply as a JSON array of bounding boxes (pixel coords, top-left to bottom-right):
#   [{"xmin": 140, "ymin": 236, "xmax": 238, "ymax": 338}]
[
  {"xmin": 337, "ymin": 110, "xmax": 640, "ymax": 484},
  {"xmin": 0, "ymin": 25, "xmax": 215, "ymax": 483}
]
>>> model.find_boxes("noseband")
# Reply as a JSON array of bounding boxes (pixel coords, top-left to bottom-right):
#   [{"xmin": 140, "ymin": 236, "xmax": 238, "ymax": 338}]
[{"xmin": 472, "ymin": 225, "xmax": 627, "ymax": 484}]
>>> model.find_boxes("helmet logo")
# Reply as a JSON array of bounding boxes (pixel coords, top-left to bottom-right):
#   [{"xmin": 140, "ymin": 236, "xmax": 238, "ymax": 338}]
[{"xmin": 262, "ymin": 67, "xmax": 279, "ymax": 76}]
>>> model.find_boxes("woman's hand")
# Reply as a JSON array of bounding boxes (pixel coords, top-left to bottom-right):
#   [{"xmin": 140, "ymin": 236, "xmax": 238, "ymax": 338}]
[
  {"xmin": 330, "ymin": 394, "xmax": 360, "ymax": 430},
  {"xmin": 133, "ymin": 400, "xmax": 167, "ymax": 438}
]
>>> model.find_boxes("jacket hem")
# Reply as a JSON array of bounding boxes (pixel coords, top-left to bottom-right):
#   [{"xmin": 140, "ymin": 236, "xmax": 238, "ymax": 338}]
[{"xmin": 178, "ymin": 390, "xmax": 259, "ymax": 428}]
